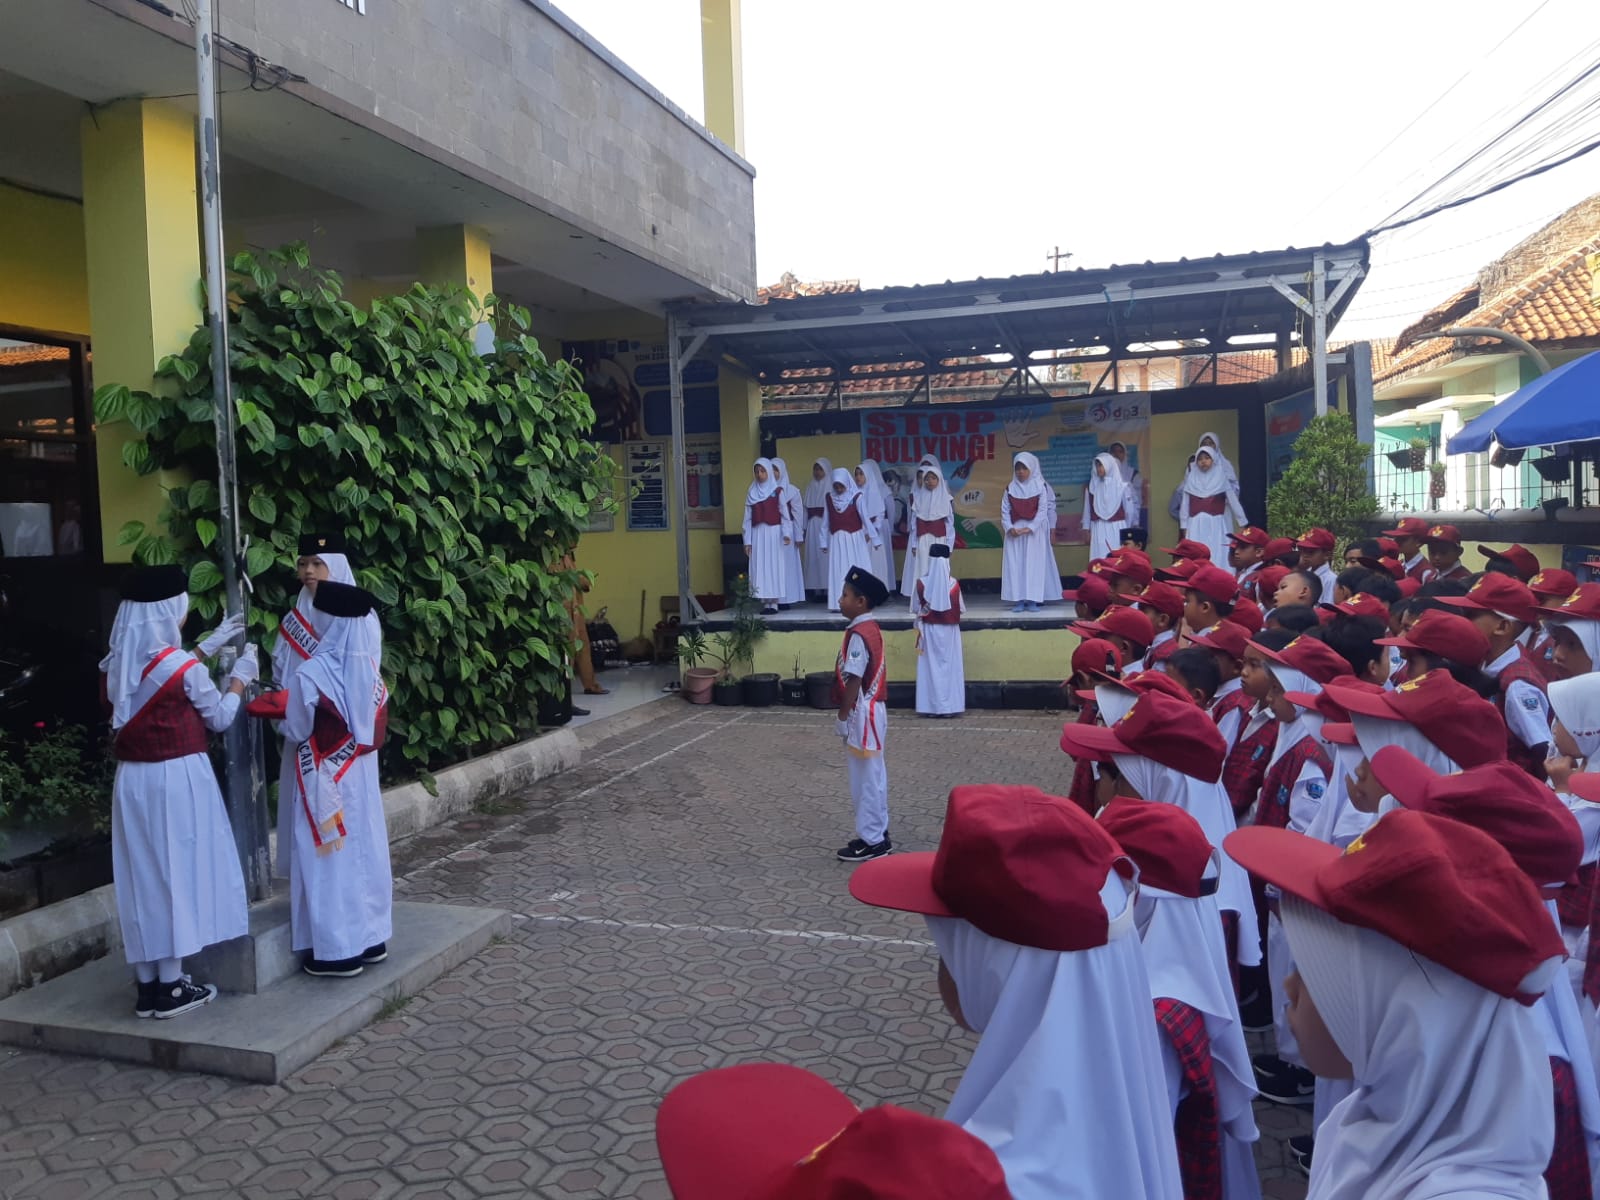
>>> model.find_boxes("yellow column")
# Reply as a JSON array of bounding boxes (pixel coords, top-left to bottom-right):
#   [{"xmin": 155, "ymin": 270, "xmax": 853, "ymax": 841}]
[
  {"xmin": 81, "ymin": 99, "xmax": 203, "ymax": 563},
  {"xmin": 699, "ymin": 0, "xmax": 745, "ymax": 154},
  {"xmin": 719, "ymin": 369, "xmax": 761, "ymax": 535},
  {"xmin": 416, "ymin": 224, "xmax": 494, "ymax": 302}
]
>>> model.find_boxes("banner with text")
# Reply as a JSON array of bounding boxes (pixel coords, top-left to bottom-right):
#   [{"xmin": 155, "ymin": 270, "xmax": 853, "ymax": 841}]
[{"xmin": 862, "ymin": 396, "xmax": 1151, "ymax": 549}]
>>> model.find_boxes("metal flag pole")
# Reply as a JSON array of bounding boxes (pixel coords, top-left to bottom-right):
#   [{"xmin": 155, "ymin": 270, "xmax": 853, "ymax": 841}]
[{"xmin": 195, "ymin": 0, "xmax": 271, "ymax": 901}]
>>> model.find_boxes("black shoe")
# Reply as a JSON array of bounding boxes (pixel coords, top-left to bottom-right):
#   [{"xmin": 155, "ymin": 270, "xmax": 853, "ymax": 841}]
[
  {"xmin": 1289, "ymin": 1134, "xmax": 1314, "ymax": 1177},
  {"xmin": 303, "ymin": 955, "xmax": 365, "ymax": 978},
  {"xmin": 151, "ymin": 977, "xmax": 218, "ymax": 1019},
  {"xmin": 1237, "ymin": 981, "xmax": 1273, "ymax": 1033},
  {"xmin": 360, "ymin": 943, "xmax": 388, "ymax": 965},
  {"xmin": 1252, "ymin": 1053, "xmax": 1315, "ymax": 1105},
  {"xmin": 134, "ymin": 980, "xmax": 159, "ymax": 1018},
  {"xmin": 835, "ymin": 837, "xmax": 891, "ymax": 862},
  {"xmin": 570, "ymin": 706, "xmax": 591, "ymax": 717}
]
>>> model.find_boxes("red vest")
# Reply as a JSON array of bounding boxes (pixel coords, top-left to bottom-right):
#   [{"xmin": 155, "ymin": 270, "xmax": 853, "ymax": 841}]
[
  {"xmin": 1404, "ymin": 556, "xmax": 1429, "ymax": 583},
  {"xmin": 917, "ymin": 581, "xmax": 962, "ymax": 626},
  {"xmin": 1008, "ymin": 493, "xmax": 1041, "ymax": 522},
  {"xmin": 1210, "ymin": 688, "xmax": 1255, "ymax": 745},
  {"xmin": 834, "ymin": 619, "xmax": 888, "ymax": 708},
  {"xmin": 312, "ymin": 695, "xmax": 389, "ymax": 758},
  {"xmin": 915, "ymin": 516, "xmax": 950, "ymax": 539},
  {"xmin": 1494, "ymin": 646, "xmax": 1550, "ymax": 778},
  {"xmin": 112, "ymin": 651, "xmax": 209, "ymax": 763},
  {"xmin": 1067, "ymin": 700, "xmax": 1100, "ymax": 815},
  {"xmin": 1424, "ymin": 561, "xmax": 1470, "ymax": 585},
  {"xmin": 1254, "ymin": 734, "xmax": 1329, "ymax": 830},
  {"xmin": 828, "ymin": 502, "xmax": 864, "ymax": 534},
  {"xmin": 1188, "ymin": 494, "xmax": 1226, "ymax": 517},
  {"xmin": 1235, "ymin": 566, "xmax": 1261, "ymax": 603},
  {"xmin": 1155, "ymin": 998, "xmax": 1222, "ymax": 1200},
  {"xmin": 748, "ymin": 494, "xmax": 781, "ymax": 526},
  {"xmin": 1221, "ymin": 713, "xmax": 1277, "ymax": 819},
  {"xmin": 1145, "ymin": 637, "xmax": 1178, "ymax": 670}
]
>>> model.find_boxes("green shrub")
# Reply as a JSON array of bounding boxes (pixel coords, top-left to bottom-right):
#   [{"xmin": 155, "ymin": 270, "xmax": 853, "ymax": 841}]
[
  {"xmin": 1266, "ymin": 411, "xmax": 1380, "ymax": 545},
  {"xmin": 0, "ymin": 725, "xmax": 114, "ymax": 846},
  {"xmin": 94, "ymin": 244, "xmax": 617, "ymax": 773}
]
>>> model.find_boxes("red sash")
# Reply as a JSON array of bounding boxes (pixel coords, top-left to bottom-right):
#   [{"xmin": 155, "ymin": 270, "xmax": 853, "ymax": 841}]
[
  {"xmin": 748, "ymin": 494, "xmax": 781, "ymax": 526},
  {"xmin": 112, "ymin": 648, "xmax": 208, "ymax": 763},
  {"xmin": 1008, "ymin": 494, "xmax": 1040, "ymax": 522},
  {"xmin": 828, "ymin": 503, "xmax": 864, "ymax": 534},
  {"xmin": 1156, "ymin": 998, "xmax": 1222, "ymax": 1200},
  {"xmin": 915, "ymin": 516, "xmax": 950, "ymax": 538},
  {"xmin": 296, "ymin": 673, "xmax": 390, "ymax": 855},
  {"xmin": 278, "ymin": 606, "xmax": 320, "ymax": 662},
  {"xmin": 833, "ymin": 620, "xmax": 888, "ymax": 750},
  {"xmin": 1188, "ymin": 494, "xmax": 1226, "ymax": 517},
  {"xmin": 1221, "ymin": 713, "xmax": 1276, "ymax": 819}
]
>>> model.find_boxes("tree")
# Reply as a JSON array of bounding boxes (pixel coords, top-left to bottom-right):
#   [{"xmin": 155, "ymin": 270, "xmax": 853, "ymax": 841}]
[
  {"xmin": 94, "ymin": 244, "xmax": 617, "ymax": 774},
  {"xmin": 1266, "ymin": 411, "xmax": 1379, "ymax": 544}
]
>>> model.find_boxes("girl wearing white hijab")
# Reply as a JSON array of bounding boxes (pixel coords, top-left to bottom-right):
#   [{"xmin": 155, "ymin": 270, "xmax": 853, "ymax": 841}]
[
  {"xmin": 1180, "ymin": 442, "xmax": 1248, "ymax": 564},
  {"xmin": 1001, "ymin": 451, "xmax": 1057, "ymax": 612},
  {"xmin": 801, "ymin": 458, "xmax": 833, "ymax": 595},
  {"xmin": 855, "ymin": 460, "xmax": 897, "ymax": 593},
  {"xmin": 819, "ymin": 467, "xmax": 877, "ymax": 612},
  {"xmin": 1085, "ymin": 451, "xmax": 1138, "ymax": 559},
  {"xmin": 742, "ymin": 458, "xmax": 791, "ymax": 614},
  {"xmin": 768, "ymin": 457, "xmax": 806, "ymax": 606},
  {"xmin": 284, "ymin": 580, "xmax": 392, "ymax": 977},
  {"xmin": 906, "ymin": 454, "xmax": 956, "ymax": 610},
  {"xmin": 102, "ymin": 565, "xmax": 256, "ymax": 1018},
  {"xmin": 1198, "ymin": 432, "xmax": 1241, "ymax": 495},
  {"xmin": 914, "ymin": 543, "xmax": 965, "ymax": 717}
]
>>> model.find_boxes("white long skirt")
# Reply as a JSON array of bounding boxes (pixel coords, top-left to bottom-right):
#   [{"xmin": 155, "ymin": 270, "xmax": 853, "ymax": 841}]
[
  {"xmin": 1183, "ymin": 509, "xmax": 1233, "ymax": 565},
  {"xmin": 803, "ymin": 515, "xmax": 829, "ymax": 590},
  {"xmin": 111, "ymin": 753, "xmax": 248, "ymax": 964},
  {"xmin": 825, "ymin": 528, "xmax": 873, "ymax": 611},
  {"xmin": 916, "ymin": 623, "xmax": 965, "ymax": 714},
  {"xmin": 868, "ymin": 531, "xmax": 897, "ymax": 593},
  {"xmin": 1000, "ymin": 530, "xmax": 1056, "ymax": 603},
  {"xmin": 779, "ymin": 537, "xmax": 806, "ymax": 605},
  {"xmin": 289, "ymin": 751, "xmax": 392, "ymax": 961},
  {"xmin": 747, "ymin": 521, "xmax": 787, "ymax": 602},
  {"xmin": 1088, "ymin": 517, "xmax": 1126, "ymax": 560},
  {"xmin": 904, "ymin": 531, "xmax": 949, "ymax": 609}
]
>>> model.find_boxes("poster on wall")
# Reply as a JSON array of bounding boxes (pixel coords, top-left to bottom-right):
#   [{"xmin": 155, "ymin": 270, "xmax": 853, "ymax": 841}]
[
  {"xmin": 1265, "ymin": 389, "xmax": 1316, "ymax": 484},
  {"xmin": 861, "ymin": 396, "xmax": 1152, "ymax": 548},
  {"xmin": 563, "ymin": 340, "xmax": 721, "ymax": 445},
  {"xmin": 625, "ymin": 440, "xmax": 669, "ymax": 532},
  {"xmin": 683, "ymin": 434, "xmax": 724, "ymax": 530}
]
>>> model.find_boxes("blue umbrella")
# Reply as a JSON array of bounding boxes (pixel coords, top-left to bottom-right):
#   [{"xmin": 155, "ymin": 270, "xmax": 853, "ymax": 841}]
[{"xmin": 1449, "ymin": 350, "xmax": 1600, "ymax": 453}]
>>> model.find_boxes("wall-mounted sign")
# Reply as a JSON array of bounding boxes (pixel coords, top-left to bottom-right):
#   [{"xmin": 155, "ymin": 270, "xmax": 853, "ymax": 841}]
[{"xmin": 625, "ymin": 440, "xmax": 669, "ymax": 532}]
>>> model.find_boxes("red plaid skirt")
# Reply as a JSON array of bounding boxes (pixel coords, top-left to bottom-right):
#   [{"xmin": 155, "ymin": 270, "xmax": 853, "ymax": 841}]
[
  {"xmin": 1156, "ymin": 998, "xmax": 1222, "ymax": 1200},
  {"xmin": 1548, "ymin": 1056, "xmax": 1593, "ymax": 1200}
]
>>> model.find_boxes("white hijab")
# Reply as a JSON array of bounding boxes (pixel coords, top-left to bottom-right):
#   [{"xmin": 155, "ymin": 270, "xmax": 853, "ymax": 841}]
[
  {"xmin": 1183, "ymin": 442, "xmax": 1232, "ymax": 499},
  {"xmin": 1351, "ymin": 713, "xmax": 1461, "ymax": 778},
  {"xmin": 1198, "ymin": 432, "xmax": 1239, "ymax": 488},
  {"xmin": 747, "ymin": 458, "xmax": 778, "ymax": 506},
  {"xmin": 1109, "ymin": 443, "xmax": 1137, "ymax": 483},
  {"xmin": 804, "ymin": 458, "xmax": 833, "ymax": 511},
  {"xmin": 1112, "ymin": 751, "xmax": 1259, "ymax": 966},
  {"xmin": 100, "ymin": 593, "xmax": 188, "ymax": 729},
  {"xmin": 921, "ymin": 549, "xmax": 956, "ymax": 613},
  {"xmin": 289, "ymin": 551, "xmax": 355, "ymax": 631},
  {"xmin": 770, "ymin": 456, "xmax": 795, "ymax": 499},
  {"xmin": 1305, "ymin": 742, "xmax": 1377, "ymax": 849},
  {"xmin": 298, "ymin": 603, "xmax": 383, "ymax": 745},
  {"xmin": 1008, "ymin": 451, "xmax": 1044, "ymax": 500},
  {"xmin": 912, "ymin": 453, "xmax": 954, "ymax": 522},
  {"xmin": 829, "ymin": 467, "xmax": 861, "ymax": 513},
  {"xmin": 1549, "ymin": 673, "xmax": 1600, "ymax": 758},
  {"xmin": 1088, "ymin": 453, "xmax": 1126, "ymax": 521},
  {"xmin": 856, "ymin": 460, "xmax": 890, "ymax": 521},
  {"xmin": 1284, "ymin": 895, "xmax": 1556, "ymax": 1200},
  {"xmin": 928, "ymin": 875, "xmax": 1183, "ymax": 1200},
  {"xmin": 1265, "ymin": 668, "xmax": 1328, "ymax": 771}
]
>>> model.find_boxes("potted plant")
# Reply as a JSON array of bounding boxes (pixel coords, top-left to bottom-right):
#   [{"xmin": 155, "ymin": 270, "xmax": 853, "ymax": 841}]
[
  {"xmin": 705, "ymin": 577, "xmax": 769, "ymax": 705},
  {"xmin": 1384, "ymin": 446, "xmax": 1412, "ymax": 470},
  {"xmin": 676, "ymin": 628, "xmax": 718, "ymax": 705},
  {"xmin": 1265, "ymin": 413, "xmax": 1380, "ymax": 546},
  {"xmin": 1407, "ymin": 437, "xmax": 1428, "ymax": 471},
  {"xmin": 1428, "ymin": 460, "xmax": 1448, "ymax": 503},
  {"xmin": 780, "ymin": 657, "xmax": 808, "ymax": 706}
]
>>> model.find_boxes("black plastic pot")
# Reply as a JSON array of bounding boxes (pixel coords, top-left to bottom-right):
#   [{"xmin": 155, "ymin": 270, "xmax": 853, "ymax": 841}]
[
  {"xmin": 806, "ymin": 671, "xmax": 835, "ymax": 710},
  {"xmin": 712, "ymin": 679, "xmax": 743, "ymax": 706},
  {"xmin": 1384, "ymin": 449, "xmax": 1411, "ymax": 470},
  {"xmin": 742, "ymin": 673, "xmax": 781, "ymax": 707},
  {"xmin": 1004, "ymin": 681, "xmax": 1068, "ymax": 710},
  {"xmin": 1533, "ymin": 454, "xmax": 1573, "ymax": 482},
  {"xmin": 780, "ymin": 678, "xmax": 807, "ymax": 706}
]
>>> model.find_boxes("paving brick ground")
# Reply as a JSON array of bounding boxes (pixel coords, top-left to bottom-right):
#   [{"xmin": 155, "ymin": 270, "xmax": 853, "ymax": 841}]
[{"xmin": 0, "ymin": 702, "xmax": 1310, "ymax": 1198}]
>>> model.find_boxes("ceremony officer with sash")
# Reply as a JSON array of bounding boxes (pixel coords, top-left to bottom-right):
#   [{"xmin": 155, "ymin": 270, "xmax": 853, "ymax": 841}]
[
  {"xmin": 284, "ymin": 581, "xmax": 392, "ymax": 977},
  {"xmin": 102, "ymin": 565, "xmax": 257, "ymax": 1018}
]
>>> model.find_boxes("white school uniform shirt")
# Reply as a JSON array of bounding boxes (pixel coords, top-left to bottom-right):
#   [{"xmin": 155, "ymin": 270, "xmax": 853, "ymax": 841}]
[
  {"xmin": 1314, "ymin": 563, "xmax": 1337, "ymax": 605},
  {"xmin": 1484, "ymin": 644, "xmax": 1552, "ymax": 753},
  {"xmin": 839, "ymin": 612, "xmax": 886, "ymax": 753},
  {"xmin": 1210, "ymin": 677, "xmax": 1246, "ymax": 749}
]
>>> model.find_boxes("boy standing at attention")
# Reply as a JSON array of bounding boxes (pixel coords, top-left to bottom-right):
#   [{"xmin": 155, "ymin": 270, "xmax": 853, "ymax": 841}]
[{"xmin": 836, "ymin": 566, "xmax": 892, "ymax": 862}]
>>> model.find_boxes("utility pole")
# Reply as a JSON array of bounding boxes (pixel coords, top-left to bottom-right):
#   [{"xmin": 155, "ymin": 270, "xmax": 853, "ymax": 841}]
[
  {"xmin": 1046, "ymin": 246, "xmax": 1072, "ymax": 273},
  {"xmin": 195, "ymin": 0, "xmax": 270, "ymax": 901}
]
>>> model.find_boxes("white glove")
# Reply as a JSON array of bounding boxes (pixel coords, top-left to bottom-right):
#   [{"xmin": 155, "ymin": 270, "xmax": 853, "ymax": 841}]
[
  {"xmin": 228, "ymin": 644, "xmax": 260, "ymax": 687},
  {"xmin": 199, "ymin": 612, "xmax": 246, "ymax": 656},
  {"xmin": 834, "ymin": 717, "xmax": 849, "ymax": 740}
]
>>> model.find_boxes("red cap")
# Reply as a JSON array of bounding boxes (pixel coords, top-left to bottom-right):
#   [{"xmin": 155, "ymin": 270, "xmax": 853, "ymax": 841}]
[
  {"xmin": 1225, "ymin": 812, "xmax": 1564, "ymax": 1002},
  {"xmin": 1293, "ymin": 528, "xmax": 1336, "ymax": 553},
  {"xmin": 1373, "ymin": 555, "xmax": 1407, "ymax": 581},
  {"xmin": 1059, "ymin": 690, "xmax": 1226, "ymax": 782},
  {"xmin": 1227, "ymin": 525, "xmax": 1271, "ymax": 548},
  {"xmin": 849, "ymin": 785, "xmax": 1131, "ymax": 952},
  {"xmin": 1160, "ymin": 538, "xmax": 1213, "ymax": 562},
  {"xmin": 1070, "ymin": 637, "xmax": 1123, "ymax": 681},
  {"xmin": 1323, "ymin": 722, "xmax": 1357, "ymax": 745},
  {"xmin": 1186, "ymin": 564, "xmax": 1240, "ymax": 607},
  {"xmin": 1098, "ymin": 797, "xmax": 1216, "ymax": 899},
  {"xmin": 1253, "ymin": 634, "xmax": 1353, "ymax": 686},
  {"xmin": 1436, "ymin": 573, "xmax": 1539, "ymax": 626},
  {"xmin": 1371, "ymin": 749, "xmax": 1582, "ymax": 887},
  {"xmin": 1154, "ymin": 559, "xmax": 1201, "ymax": 583},
  {"xmin": 1529, "ymin": 568, "xmax": 1579, "ymax": 600},
  {"xmin": 1306, "ymin": 678, "xmax": 1384, "ymax": 723},
  {"xmin": 1263, "ymin": 537, "xmax": 1297, "ymax": 561},
  {"xmin": 1136, "ymin": 580, "xmax": 1185, "ymax": 620},
  {"xmin": 1319, "ymin": 592, "xmax": 1391, "ymax": 622},
  {"xmin": 1377, "ymin": 537, "xmax": 1401, "ymax": 556},
  {"xmin": 1567, "ymin": 773, "xmax": 1600, "ymax": 803},
  {"xmin": 1185, "ymin": 619, "xmax": 1251, "ymax": 660},
  {"xmin": 1073, "ymin": 605, "xmax": 1155, "ymax": 649},
  {"xmin": 1375, "ymin": 609, "xmax": 1491, "ymax": 666},
  {"xmin": 1324, "ymin": 671, "xmax": 1508, "ymax": 768},
  {"xmin": 1062, "ymin": 573, "xmax": 1114, "ymax": 611},
  {"xmin": 657, "ymin": 1064, "xmax": 1011, "ymax": 1200},
  {"xmin": 1255, "ymin": 565, "xmax": 1289, "ymax": 598},
  {"xmin": 1396, "ymin": 577, "xmax": 1423, "ymax": 599},
  {"xmin": 1231, "ymin": 596, "xmax": 1265, "ymax": 634},
  {"xmin": 1537, "ymin": 583, "xmax": 1600, "ymax": 621},
  {"xmin": 1477, "ymin": 544, "xmax": 1541, "ymax": 582},
  {"xmin": 1091, "ymin": 551, "xmax": 1154, "ymax": 587},
  {"xmin": 1120, "ymin": 669, "xmax": 1200, "ymax": 705},
  {"xmin": 1423, "ymin": 522, "xmax": 1463, "ymax": 547},
  {"xmin": 1382, "ymin": 516, "xmax": 1432, "ymax": 538}
]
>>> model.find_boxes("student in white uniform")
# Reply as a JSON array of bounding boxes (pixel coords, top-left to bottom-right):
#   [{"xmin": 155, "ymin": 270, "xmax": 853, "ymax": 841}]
[
  {"xmin": 742, "ymin": 458, "xmax": 791, "ymax": 615},
  {"xmin": 1001, "ymin": 451, "xmax": 1057, "ymax": 613},
  {"xmin": 1179, "ymin": 444, "xmax": 1248, "ymax": 565},
  {"xmin": 834, "ymin": 567, "xmax": 891, "ymax": 862},
  {"xmin": 915, "ymin": 543, "xmax": 965, "ymax": 718},
  {"xmin": 1085, "ymin": 451, "xmax": 1138, "ymax": 559},
  {"xmin": 855, "ymin": 460, "xmax": 897, "ymax": 594},
  {"xmin": 820, "ymin": 468, "xmax": 876, "ymax": 614},
  {"xmin": 101, "ymin": 565, "xmax": 256, "ymax": 1018},
  {"xmin": 285, "ymin": 581, "xmax": 393, "ymax": 978},
  {"xmin": 768, "ymin": 457, "xmax": 806, "ymax": 607},
  {"xmin": 906, "ymin": 454, "xmax": 956, "ymax": 608},
  {"xmin": 801, "ymin": 458, "xmax": 833, "ymax": 598}
]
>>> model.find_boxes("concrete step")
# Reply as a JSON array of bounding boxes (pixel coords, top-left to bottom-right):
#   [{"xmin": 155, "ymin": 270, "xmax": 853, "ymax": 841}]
[
  {"xmin": 182, "ymin": 894, "xmax": 299, "ymax": 995},
  {"xmin": 0, "ymin": 900, "xmax": 510, "ymax": 1083}
]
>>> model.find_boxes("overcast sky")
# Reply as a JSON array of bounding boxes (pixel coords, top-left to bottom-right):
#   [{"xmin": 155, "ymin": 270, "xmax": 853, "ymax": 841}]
[{"xmin": 556, "ymin": 0, "xmax": 1600, "ymax": 341}]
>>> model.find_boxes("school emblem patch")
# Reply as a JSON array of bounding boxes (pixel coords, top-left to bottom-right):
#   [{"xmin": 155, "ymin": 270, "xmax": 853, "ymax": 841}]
[
  {"xmin": 1521, "ymin": 694, "xmax": 1542, "ymax": 711},
  {"xmin": 1306, "ymin": 780, "xmax": 1324, "ymax": 799}
]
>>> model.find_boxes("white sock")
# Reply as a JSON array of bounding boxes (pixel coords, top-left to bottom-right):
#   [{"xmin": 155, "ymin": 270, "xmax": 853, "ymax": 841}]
[
  {"xmin": 133, "ymin": 962, "xmax": 157, "ymax": 984},
  {"xmin": 156, "ymin": 957, "xmax": 183, "ymax": 985}
]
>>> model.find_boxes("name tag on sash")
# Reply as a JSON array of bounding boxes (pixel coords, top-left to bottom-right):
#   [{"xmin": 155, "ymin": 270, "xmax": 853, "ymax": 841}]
[{"xmin": 279, "ymin": 608, "xmax": 320, "ymax": 662}]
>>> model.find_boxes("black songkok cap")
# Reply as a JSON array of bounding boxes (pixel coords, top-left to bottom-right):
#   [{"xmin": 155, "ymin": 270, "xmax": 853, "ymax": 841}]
[
  {"xmin": 297, "ymin": 531, "xmax": 348, "ymax": 557},
  {"xmin": 929, "ymin": 543, "xmax": 951, "ymax": 560},
  {"xmin": 312, "ymin": 580, "xmax": 378, "ymax": 618},
  {"xmin": 843, "ymin": 567, "xmax": 889, "ymax": 608},
  {"xmin": 119, "ymin": 564, "xmax": 187, "ymax": 603}
]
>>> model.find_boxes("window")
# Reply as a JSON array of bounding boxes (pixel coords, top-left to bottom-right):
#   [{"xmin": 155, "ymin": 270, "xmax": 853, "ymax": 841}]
[{"xmin": 0, "ymin": 335, "xmax": 95, "ymax": 560}]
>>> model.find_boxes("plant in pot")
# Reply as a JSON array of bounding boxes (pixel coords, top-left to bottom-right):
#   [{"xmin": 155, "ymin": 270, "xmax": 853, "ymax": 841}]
[
  {"xmin": 1407, "ymin": 437, "xmax": 1428, "ymax": 471},
  {"xmin": 780, "ymin": 656, "xmax": 808, "ymax": 706},
  {"xmin": 705, "ymin": 577, "xmax": 769, "ymax": 705},
  {"xmin": 1428, "ymin": 460, "xmax": 1448, "ymax": 504},
  {"xmin": 676, "ymin": 629, "xmax": 718, "ymax": 705}
]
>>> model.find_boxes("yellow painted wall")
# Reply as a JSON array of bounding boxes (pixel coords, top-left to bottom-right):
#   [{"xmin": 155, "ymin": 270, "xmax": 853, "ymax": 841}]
[
  {"xmin": 720, "ymin": 372, "xmax": 762, "ymax": 534},
  {"xmin": 1148, "ymin": 410, "xmax": 1240, "ymax": 551},
  {"xmin": 0, "ymin": 184, "xmax": 90, "ymax": 335},
  {"xmin": 747, "ymin": 626, "xmax": 1077, "ymax": 683}
]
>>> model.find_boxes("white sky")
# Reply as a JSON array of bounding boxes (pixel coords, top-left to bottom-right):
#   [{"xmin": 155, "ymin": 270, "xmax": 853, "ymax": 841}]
[{"xmin": 555, "ymin": 0, "xmax": 1600, "ymax": 342}]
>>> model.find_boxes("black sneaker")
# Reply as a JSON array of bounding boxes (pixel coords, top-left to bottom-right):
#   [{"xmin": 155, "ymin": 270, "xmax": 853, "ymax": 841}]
[
  {"xmin": 835, "ymin": 838, "xmax": 891, "ymax": 862},
  {"xmin": 1237, "ymin": 981, "xmax": 1273, "ymax": 1033},
  {"xmin": 1289, "ymin": 1134, "xmax": 1314, "ymax": 1177},
  {"xmin": 303, "ymin": 955, "xmax": 365, "ymax": 978},
  {"xmin": 151, "ymin": 978, "xmax": 218, "ymax": 1019},
  {"xmin": 1252, "ymin": 1053, "xmax": 1315, "ymax": 1105},
  {"xmin": 134, "ymin": 980, "xmax": 159, "ymax": 1018},
  {"xmin": 360, "ymin": 943, "xmax": 388, "ymax": 965}
]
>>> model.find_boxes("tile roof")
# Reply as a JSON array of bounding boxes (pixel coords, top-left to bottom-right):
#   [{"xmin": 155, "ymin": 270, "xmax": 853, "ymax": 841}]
[
  {"xmin": 755, "ymin": 272, "xmax": 861, "ymax": 303},
  {"xmin": 0, "ymin": 344, "xmax": 70, "ymax": 368}
]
